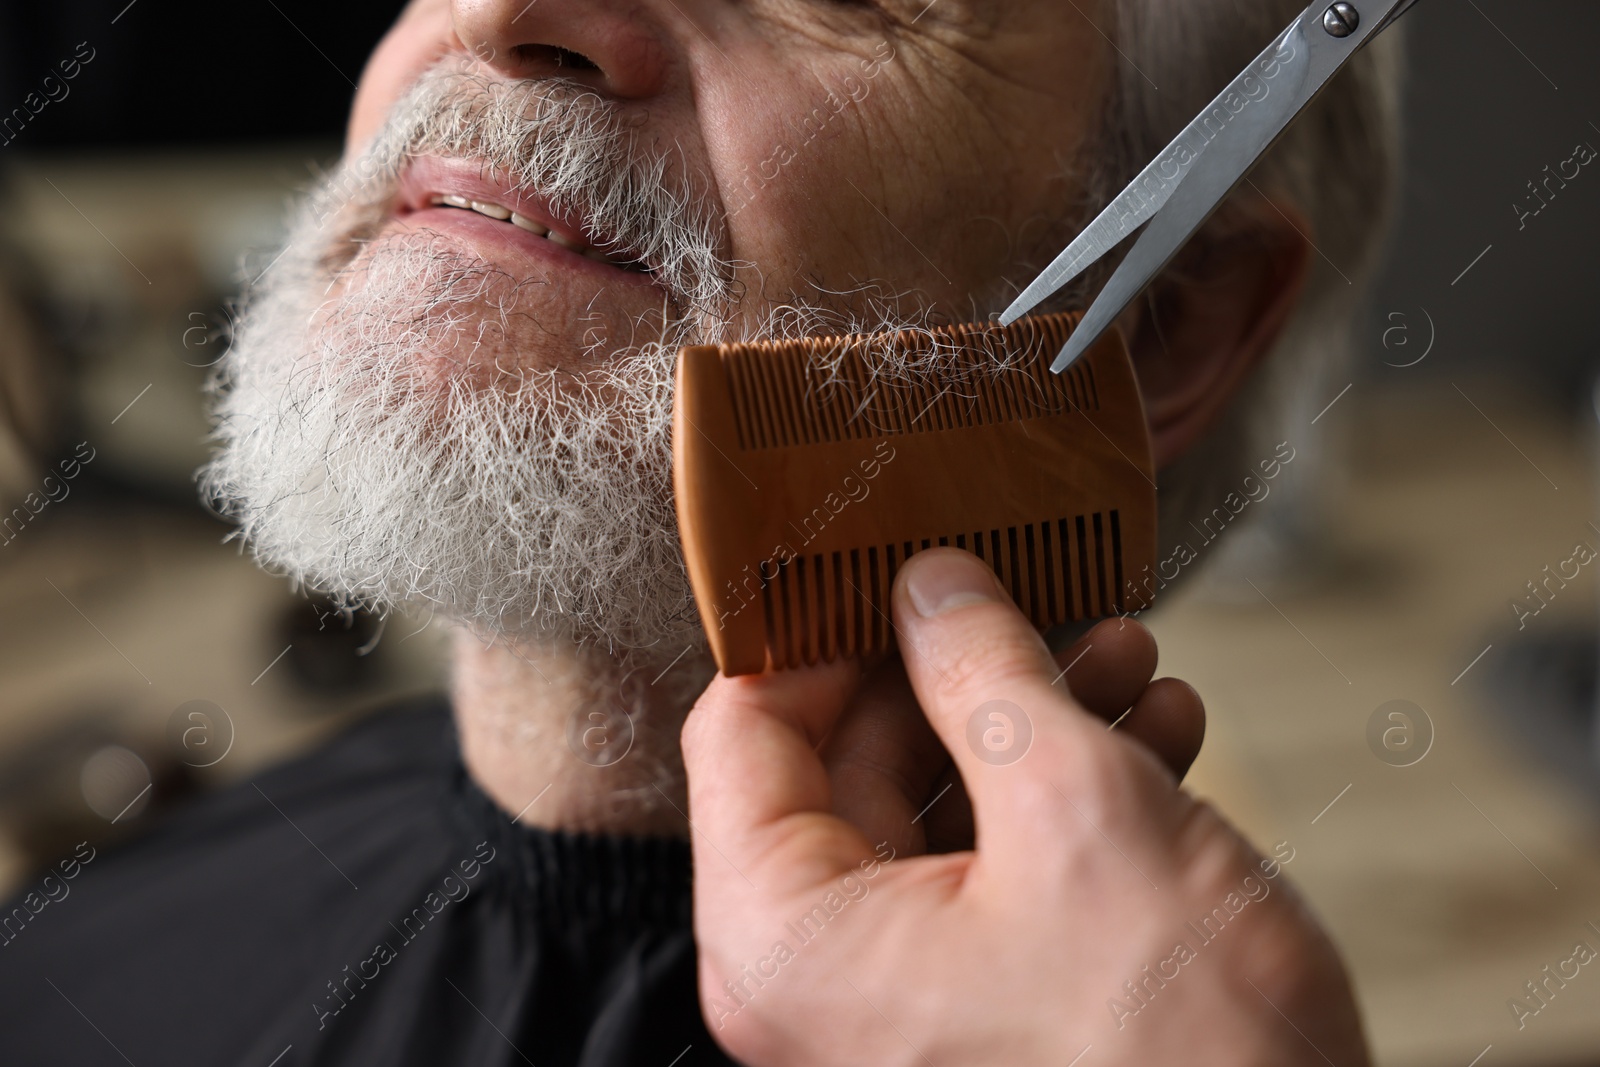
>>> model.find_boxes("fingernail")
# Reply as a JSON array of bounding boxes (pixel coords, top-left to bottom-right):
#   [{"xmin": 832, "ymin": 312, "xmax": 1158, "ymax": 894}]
[{"xmin": 906, "ymin": 553, "xmax": 1004, "ymax": 618}]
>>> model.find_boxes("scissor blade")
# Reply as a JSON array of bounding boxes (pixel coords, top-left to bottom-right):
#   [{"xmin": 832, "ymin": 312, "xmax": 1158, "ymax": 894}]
[
  {"xmin": 998, "ymin": 14, "xmax": 1314, "ymax": 328},
  {"xmin": 1003, "ymin": 0, "xmax": 1417, "ymax": 333},
  {"xmin": 1047, "ymin": 0, "xmax": 1418, "ymax": 372},
  {"xmin": 1049, "ymin": 52, "xmax": 1312, "ymax": 372}
]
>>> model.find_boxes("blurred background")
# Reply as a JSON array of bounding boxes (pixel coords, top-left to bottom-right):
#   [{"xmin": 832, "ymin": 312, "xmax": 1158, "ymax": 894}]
[
  {"xmin": 0, "ymin": 1, "xmax": 1598, "ymax": 1064},
  {"xmin": 0, "ymin": 0, "xmax": 446, "ymax": 904}
]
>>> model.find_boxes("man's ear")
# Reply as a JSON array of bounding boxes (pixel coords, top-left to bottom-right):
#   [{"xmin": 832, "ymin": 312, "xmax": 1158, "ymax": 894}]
[{"xmin": 1116, "ymin": 194, "xmax": 1313, "ymax": 469}]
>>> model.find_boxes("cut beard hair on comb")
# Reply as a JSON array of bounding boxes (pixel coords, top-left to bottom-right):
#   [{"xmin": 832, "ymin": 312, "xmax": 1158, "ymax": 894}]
[{"xmin": 672, "ymin": 312, "xmax": 1157, "ymax": 677}]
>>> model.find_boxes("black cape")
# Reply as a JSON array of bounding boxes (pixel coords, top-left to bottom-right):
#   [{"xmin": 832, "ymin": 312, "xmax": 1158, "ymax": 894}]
[{"xmin": 0, "ymin": 698, "xmax": 738, "ymax": 1067}]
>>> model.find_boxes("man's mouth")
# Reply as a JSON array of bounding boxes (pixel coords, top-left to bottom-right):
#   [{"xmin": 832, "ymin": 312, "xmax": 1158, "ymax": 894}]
[
  {"xmin": 426, "ymin": 192, "xmax": 641, "ymax": 269},
  {"xmin": 394, "ymin": 157, "xmax": 653, "ymax": 279}
]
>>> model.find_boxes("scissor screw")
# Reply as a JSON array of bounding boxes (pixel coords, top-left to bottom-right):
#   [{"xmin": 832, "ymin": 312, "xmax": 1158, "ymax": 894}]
[{"xmin": 1323, "ymin": 2, "xmax": 1360, "ymax": 36}]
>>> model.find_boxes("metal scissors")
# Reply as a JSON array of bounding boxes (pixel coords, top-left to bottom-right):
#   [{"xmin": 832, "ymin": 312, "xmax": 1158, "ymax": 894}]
[{"xmin": 1000, "ymin": 0, "xmax": 1423, "ymax": 373}]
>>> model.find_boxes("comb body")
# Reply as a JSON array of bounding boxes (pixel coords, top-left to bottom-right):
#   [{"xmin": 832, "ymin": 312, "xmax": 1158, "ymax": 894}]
[{"xmin": 674, "ymin": 313, "xmax": 1156, "ymax": 676}]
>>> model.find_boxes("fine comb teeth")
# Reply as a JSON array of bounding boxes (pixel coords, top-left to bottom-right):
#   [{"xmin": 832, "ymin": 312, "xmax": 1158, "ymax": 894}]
[{"xmin": 673, "ymin": 312, "xmax": 1157, "ymax": 677}]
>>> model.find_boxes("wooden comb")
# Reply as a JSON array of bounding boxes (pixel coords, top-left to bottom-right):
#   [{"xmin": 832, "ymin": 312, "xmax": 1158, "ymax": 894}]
[{"xmin": 672, "ymin": 312, "xmax": 1156, "ymax": 677}]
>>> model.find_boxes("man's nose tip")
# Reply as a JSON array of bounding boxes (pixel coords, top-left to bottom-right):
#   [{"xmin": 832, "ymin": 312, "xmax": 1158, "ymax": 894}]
[{"xmin": 450, "ymin": 0, "xmax": 670, "ymax": 98}]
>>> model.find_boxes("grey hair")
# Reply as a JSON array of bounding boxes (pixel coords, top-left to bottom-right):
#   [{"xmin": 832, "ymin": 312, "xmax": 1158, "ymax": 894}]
[{"xmin": 1091, "ymin": 2, "xmax": 1405, "ymax": 572}]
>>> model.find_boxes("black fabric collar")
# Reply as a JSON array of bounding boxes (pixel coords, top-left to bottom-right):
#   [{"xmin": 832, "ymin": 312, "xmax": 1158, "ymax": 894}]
[{"xmin": 425, "ymin": 698, "xmax": 696, "ymax": 932}]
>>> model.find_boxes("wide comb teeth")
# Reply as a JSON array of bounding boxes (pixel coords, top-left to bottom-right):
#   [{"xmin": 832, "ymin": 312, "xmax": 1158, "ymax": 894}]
[{"xmin": 673, "ymin": 312, "xmax": 1157, "ymax": 677}]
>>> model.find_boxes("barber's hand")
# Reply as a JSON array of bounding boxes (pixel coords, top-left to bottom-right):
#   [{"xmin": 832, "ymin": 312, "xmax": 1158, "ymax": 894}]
[
  {"xmin": 819, "ymin": 613, "xmax": 1205, "ymax": 856},
  {"xmin": 682, "ymin": 548, "xmax": 1369, "ymax": 1067}
]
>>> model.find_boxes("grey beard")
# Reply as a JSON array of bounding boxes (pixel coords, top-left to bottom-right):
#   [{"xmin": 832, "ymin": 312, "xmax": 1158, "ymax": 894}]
[
  {"xmin": 200, "ymin": 61, "xmax": 726, "ymax": 656},
  {"xmin": 202, "ymin": 228, "xmax": 704, "ymax": 654}
]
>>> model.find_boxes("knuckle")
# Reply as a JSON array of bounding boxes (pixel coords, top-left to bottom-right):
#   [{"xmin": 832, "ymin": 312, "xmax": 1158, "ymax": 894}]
[
  {"xmin": 1171, "ymin": 799, "xmax": 1253, "ymax": 884},
  {"xmin": 1043, "ymin": 727, "xmax": 1162, "ymax": 817},
  {"xmin": 1055, "ymin": 750, "xmax": 1146, "ymax": 836}
]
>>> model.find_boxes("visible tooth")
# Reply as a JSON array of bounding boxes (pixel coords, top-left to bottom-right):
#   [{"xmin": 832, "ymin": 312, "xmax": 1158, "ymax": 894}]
[
  {"xmin": 441, "ymin": 194, "xmax": 471, "ymax": 209},
  {"xmin": 509, "ymin": 213, "xmax": 548, "ymax": 236},
  {"xmin": 546, "ymin": 231, "xmax": 585, "ymax": 252},
  {"xmin": 469, "ymin": 200, "xmax": 512, "ymax": 220}
]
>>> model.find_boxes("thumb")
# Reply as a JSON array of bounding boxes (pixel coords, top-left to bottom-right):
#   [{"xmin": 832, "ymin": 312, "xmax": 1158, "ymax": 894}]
[{"xmin": 889, "ymin": 548, "xmax": 1110, "ymax": 861}]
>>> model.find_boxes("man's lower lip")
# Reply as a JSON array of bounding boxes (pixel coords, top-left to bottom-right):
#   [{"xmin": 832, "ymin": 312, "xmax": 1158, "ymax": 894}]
[{"xmin": 397, "ymin": 207, "xmax": 658, "ymax": 288}]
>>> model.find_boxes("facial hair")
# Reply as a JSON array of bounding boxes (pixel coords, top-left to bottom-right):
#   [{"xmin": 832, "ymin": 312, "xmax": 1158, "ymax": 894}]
[{"xmin": 201, "ymin": 62, "xmax": 727, "ymax": 656}]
